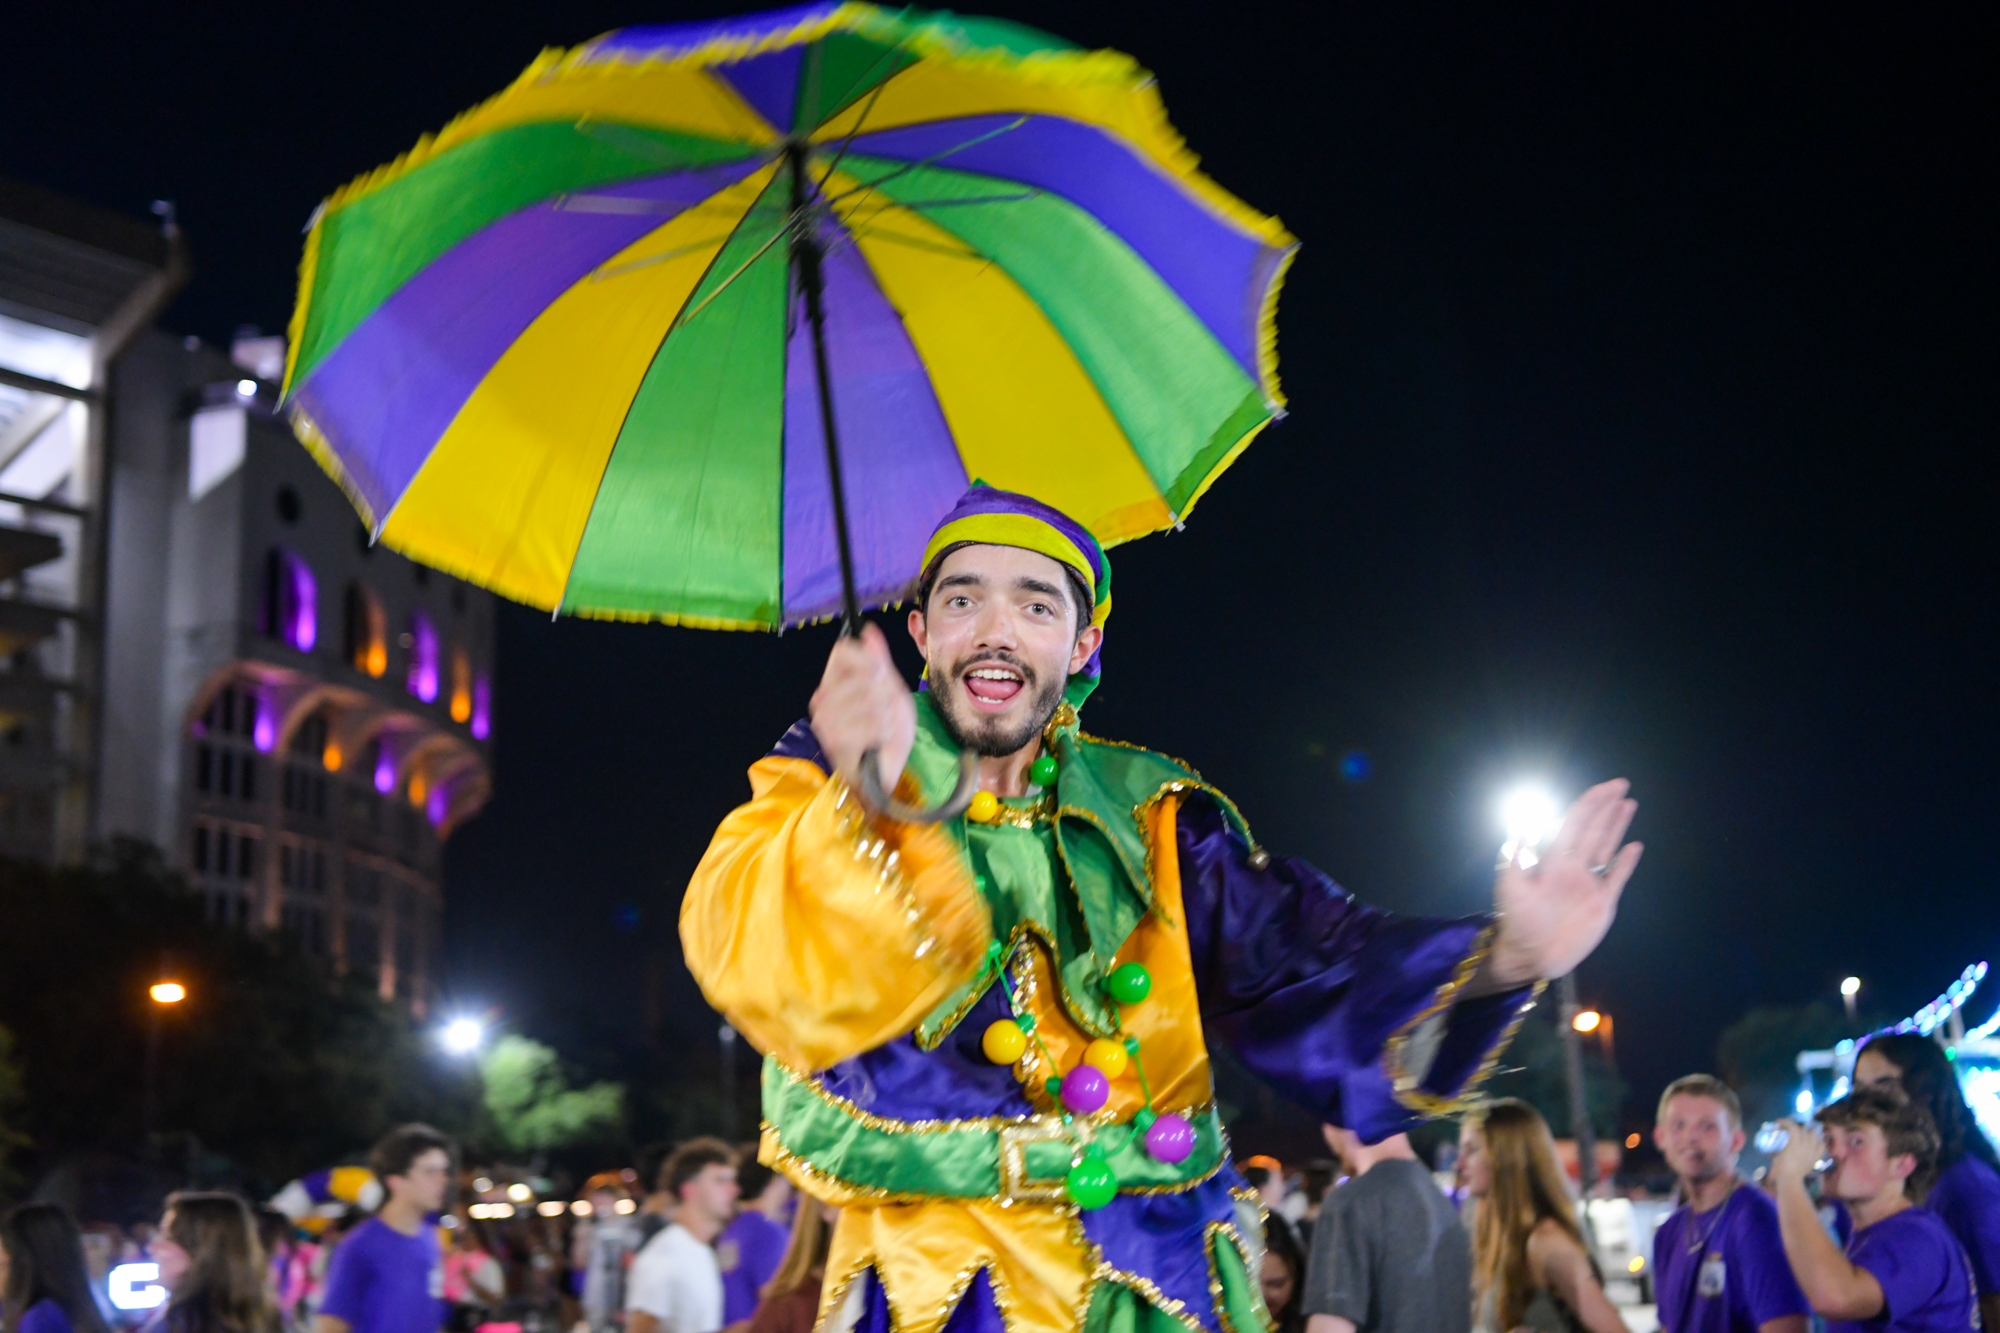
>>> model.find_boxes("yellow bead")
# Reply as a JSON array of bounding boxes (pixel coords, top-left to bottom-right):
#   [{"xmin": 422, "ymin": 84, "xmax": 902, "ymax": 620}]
[
  {"xmin": 1083, "ymin": 1038, "xmax": 1130, "ymax": 1079},
  {"xmin": 967, "ymin": 791, "xmax": 1002, "ymax": 824},
  {"xmin": 982, "ymin": 1019, "xmax": 1028, "ymax": 1065}
]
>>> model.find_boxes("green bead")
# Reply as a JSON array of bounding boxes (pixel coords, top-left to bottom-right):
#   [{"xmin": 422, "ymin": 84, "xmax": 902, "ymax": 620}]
[
  {"xmin": 1133, "ymin": 1107, "xmax": 1157, "ymax": 1131},
  {"xmin": 1123, "ymin": 1035, "xmax": 1141, "ymax": 1054},
  {"xmin": 1064, "ymin": 1155, "xmax": 1118, "ymax": 1210},
  {"xmin": 1045, "ymin": 1076, "xmax": 1064, "ymax": 1097},
  {"xmin": 1029, "ymin": 754, "xmax": 1060, "ymax": 786},
  {"xmin": 1106, "ymin": 962, "xmax": 1153, "ymax": 1005},
  {"xmin": 1017, "ymin": 1013, "xmax": 1037, "ymax": 1034}
]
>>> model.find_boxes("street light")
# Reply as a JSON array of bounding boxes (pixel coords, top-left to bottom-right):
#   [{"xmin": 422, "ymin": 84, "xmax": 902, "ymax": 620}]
[
  {"xmin": 440, "ymin": 1016, "xmax": 485, "ymax": 1056},
  {"xmin": 1498, "ymin": 786, "xmax": 1564, "ymax": 868},
  {"xmin": 1842, "ymin": 976, "xmax": 1861, "ymax": 1023},
  {"xmin": 1572, "ymin": 1009, "xmax": 1602, "ymax": 1033},
  {"xmin": 143, "ymin": 967, "xmax": 186, "ymax": 1147}
]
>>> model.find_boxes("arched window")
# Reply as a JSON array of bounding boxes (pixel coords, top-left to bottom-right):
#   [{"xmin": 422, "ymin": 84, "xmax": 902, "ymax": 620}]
[
  {"xmin": 449, "ymin": 647, "xmax": 472, "ymax": 724},
  {"xmin": 406, "ymin": 610, "xmax": 438, "ymax": 703},
  {"xmin": 262, "ymin": 548, "xmax": 317, "ymax": 652},
  {"xmin": 344, "ymin": 582, "xmax": 387, "ymax": 677}
]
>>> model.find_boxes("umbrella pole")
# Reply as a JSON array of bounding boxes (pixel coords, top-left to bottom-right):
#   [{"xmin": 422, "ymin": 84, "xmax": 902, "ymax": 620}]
[
  {"xmin": 789, "ymin": 144, "xmax": 863, "ymax": 637},
  {"xmin": 788, "ymin": 145, "xmax": 976, "ymax": 823}
]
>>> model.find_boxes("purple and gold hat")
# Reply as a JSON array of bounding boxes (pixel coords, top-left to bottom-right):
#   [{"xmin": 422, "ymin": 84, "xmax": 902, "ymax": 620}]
[{"xmin": 919, "ymin": 483, "xmax": 1111, "ymax": 702}]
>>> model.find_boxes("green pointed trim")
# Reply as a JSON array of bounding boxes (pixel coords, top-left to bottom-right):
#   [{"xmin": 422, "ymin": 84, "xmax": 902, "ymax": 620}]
[
  {"xmin": 761, "ymin": 1057, "xmax": 1224, "ymax": 1199},
  {"xmin": 294, "ymin": 121, "xmax": 757, "ymax": 386},
  {"xmin": 902, "ymin": 696, "xmax": 1254, "ymax": 1046}
]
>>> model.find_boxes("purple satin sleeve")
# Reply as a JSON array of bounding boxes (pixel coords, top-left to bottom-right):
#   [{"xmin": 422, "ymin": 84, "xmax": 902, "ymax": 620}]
[{"xmin": 1176, "ymin": 794, "xmax": 1534, "ymax": 1141}]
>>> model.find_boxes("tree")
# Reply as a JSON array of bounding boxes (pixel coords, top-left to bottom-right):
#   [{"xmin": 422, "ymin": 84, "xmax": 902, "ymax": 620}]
[
  {"xmin": 0, "ymin": 844, "xmax": 480, "ymax": 1202},
  {"xmin": 1480, "ymin": 1002, "xmax": 1627, "ymax": 1139},
  {"xmin": 479, "ymin": 1035, "xmax": 625, "ymax": 1158},
  {"xmin": 1717, "ymin": 1001, "xmax": 1878, "ymax": 1126}
]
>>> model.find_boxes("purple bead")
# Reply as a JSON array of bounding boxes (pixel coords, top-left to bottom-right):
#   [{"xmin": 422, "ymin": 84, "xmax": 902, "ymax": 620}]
[
  {"xmin": 1060, "ymin": 1064, "xmax": 1110, "ymax": 1115},
  {"xmin": 1143, "ymin": 1112, "xmax": 1196, "ymax": 1164}
]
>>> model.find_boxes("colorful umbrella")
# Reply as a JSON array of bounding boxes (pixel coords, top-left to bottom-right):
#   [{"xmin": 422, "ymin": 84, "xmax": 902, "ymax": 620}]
[{"xmin": 282, "ymin": 1, "xmax": 1295, "ymax": 635}]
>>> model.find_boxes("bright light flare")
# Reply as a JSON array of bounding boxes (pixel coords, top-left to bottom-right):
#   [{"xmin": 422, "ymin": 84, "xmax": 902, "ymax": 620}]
[
  {"xmin": 570, "ymin": 1200, "xmax": 594, "ymax": 1217},
  {"xmin": 1627, "ymin": 1256, "xmax": 1645, "ymax": 1274},
  {"xmin": 613, "ymin": 1198, "xmax": 636, "ymax": 1215},
  {"xmin": 150, "ymin": 982, "xmax": 186, "ymax": 1004},
  {"xmin": 236, "ymin": 379, "xmax": 258, "ymax": 397},
  {"xmin": 536, "ymin": 1201, "xmax": 566, "ymax": 1217},
  {"xmin": 506, "ymin": 1183, "xmax": 532, "ymax": 1202},
  {"xmin": 1795, "ymin": 1088, "xmax": 1814, "ymax": 1116},
  {"xmin": 1624, "ymin": 1133, "xmax": 1641, "ymax": 1149},
  {"xmin": 1498, "ymin": 786, "xmax": 1563, "ymax": 867},
  {"xmin": 1572, "ymin": 1009, "xmax": 1602, "ymax": 1033},
  {"xmin": 1841, "ymin": 976, "xmax": 1861, "ymax": 997},
  {"xmin": 440, "ymin": 1017, "xmax": 485, "ymax": 1055}
]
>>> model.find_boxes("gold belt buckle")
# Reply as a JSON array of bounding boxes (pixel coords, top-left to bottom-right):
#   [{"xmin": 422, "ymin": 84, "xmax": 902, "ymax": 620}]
[{"xmin": 998, "ymin": 1118, "xmax": 1072, "ymax": 1204}]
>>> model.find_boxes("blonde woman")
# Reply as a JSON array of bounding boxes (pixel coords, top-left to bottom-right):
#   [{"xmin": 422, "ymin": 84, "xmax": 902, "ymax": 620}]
[
  {"xmin": 1460, "ymin": 1100, "xmax": 1626, "ymax": 1333},
  {"xmin": 743, "ymin": 1202, "xmax": 839, "ymax": 1333}
]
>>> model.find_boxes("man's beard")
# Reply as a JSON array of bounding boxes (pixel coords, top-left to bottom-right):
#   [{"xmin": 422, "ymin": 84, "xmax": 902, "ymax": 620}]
[{"xmin": 931, "ymin": 653, "xmax": 1066, "ymax": 757}]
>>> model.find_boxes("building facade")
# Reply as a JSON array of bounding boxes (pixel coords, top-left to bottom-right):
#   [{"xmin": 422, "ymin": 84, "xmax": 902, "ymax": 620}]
[{"xmin": 2, "ymin": 179, "xmax": 494, "ymax": 1008}]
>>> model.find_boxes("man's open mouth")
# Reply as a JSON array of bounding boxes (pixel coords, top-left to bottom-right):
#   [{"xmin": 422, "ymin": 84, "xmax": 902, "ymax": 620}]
[{"xmin": 961, "ymin": 663, "xmax": 1026, "ymax": 710}]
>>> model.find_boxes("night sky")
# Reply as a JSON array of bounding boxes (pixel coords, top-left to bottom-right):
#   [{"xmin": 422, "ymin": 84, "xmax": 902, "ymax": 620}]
[{"xmin": 7, "ymin": 2, "xmax": 1995, "ymax": 1134}]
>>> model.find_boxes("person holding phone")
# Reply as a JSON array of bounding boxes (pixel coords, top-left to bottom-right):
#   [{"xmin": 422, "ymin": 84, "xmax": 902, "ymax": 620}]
[{"xmin": 1767, "ymin": 1087, "xmax": 1976, "ymax": 1331}]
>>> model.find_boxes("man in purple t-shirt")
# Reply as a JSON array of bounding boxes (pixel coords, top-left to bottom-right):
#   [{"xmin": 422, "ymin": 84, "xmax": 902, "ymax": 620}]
[
  {"xmin": 1770, "ymin": 1087, "xmax": 1977, "ymax": 1332},
  {"xmin": 315, "ymin": 1125, "xmax": 454, "ymax": 1333},
  {"xmin": 1651, "ymin": 1075, "xmax": 1808, "ymax": 1333},
  {"xmin": 716, "ymin": 1159, "xmax": 792, "ymax": 1324}
]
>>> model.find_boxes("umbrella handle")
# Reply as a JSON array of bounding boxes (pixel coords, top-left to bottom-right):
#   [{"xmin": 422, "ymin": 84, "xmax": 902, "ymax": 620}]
[{"xmin": 854, "ymin": 747, "xmax": 980, "ymax": 824}]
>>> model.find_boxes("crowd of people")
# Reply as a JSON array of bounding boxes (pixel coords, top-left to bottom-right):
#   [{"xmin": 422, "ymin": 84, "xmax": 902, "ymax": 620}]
[{"xmin": 6, "ymin": 1038, "xmax": 1999, "ymax": 1333}]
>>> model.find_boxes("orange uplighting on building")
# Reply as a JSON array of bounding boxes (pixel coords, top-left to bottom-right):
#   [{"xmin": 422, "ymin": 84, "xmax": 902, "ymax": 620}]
[
  {"xmin": 150, "ymin": 982, "xmax": 186, "ymax": 1004},
  {"xmin": 1572, "ymin": 1009, "xmax": 1602, "ymax": 1033},
  {"xmin": 323, "ymin": 742, "xmax": 343, "ymax": 772},
  {"xmin": 450, "ymin": 648, "xmax": 472, "ymax": 723},
  {"xmin": 1625, "ymin": 1133, "xmax": 1641, "ymax": 1149},
  {"xmin": 409, "ymin": 772, "xmax": 428, "ymax": 807}
]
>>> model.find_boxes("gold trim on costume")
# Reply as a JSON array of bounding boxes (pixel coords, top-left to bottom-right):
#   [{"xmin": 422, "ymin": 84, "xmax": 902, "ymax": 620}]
[{"xmin": 1379, "ymin": 922, "xmax": 1546, "ymax": 1117}]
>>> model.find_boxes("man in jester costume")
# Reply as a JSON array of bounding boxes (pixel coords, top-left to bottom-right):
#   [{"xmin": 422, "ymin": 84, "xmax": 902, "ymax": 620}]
[{"xmin": 682, "ymin": 483, "xmax": 1643, "ymax": 1333}]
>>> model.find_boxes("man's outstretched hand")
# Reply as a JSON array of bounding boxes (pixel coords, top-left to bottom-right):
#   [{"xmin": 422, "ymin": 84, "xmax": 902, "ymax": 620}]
[
  {"xmin": 809, "ymin": 623, "xmax": 916, "ymax": 795},
  {"xmin": 1481, "ymin": 780, "xmax": 1642, "ymax": 990}
]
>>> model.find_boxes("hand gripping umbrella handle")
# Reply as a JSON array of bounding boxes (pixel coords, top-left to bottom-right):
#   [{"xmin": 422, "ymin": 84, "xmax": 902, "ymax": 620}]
[
  {"xmin": 854, "ymin": 747, "xmax": 980, "ymax": 824},
  {"xmin": 790, "ymin": 143, "xmax": 983, "ymax": 825}
]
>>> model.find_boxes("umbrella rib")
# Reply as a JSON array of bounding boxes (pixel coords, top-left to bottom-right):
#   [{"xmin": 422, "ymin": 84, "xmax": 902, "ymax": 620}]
[
  {"xmin": 569, "ymin": 117, "xmax": 768, "ymax": 169},
  {"xmin": 669, "ymin": 221, "xmax": 795, "ymax": 329},
  {"xmin": 592, "ymin": 236, "xmax": 742, "ymax": 282},
  {"xmin": 554, "ymin": 193, "xmax": 789, "ymax": 218},
  {"xmin": 819, "ymin": 115, "xmax": 1030, "ymax": 208}
]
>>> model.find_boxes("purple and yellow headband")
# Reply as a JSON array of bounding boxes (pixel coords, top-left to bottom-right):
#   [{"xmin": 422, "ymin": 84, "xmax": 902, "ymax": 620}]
[{"xmin": 918, "ymin": 483, "xmax": 1112, "ymax": 699}]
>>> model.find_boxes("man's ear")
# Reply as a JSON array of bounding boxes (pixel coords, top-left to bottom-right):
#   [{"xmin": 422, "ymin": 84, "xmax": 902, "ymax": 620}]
[
  {"xmin": 1890, "ymin": 1152, "xmax": 1919, "ymax": 1184},
  {"xmin": 908, "ymin": 606, "xmax": 929, "ymax": 659},
  {"xmin": 1069, "ymin": 623, "xmax": 1103, "ymax": 675}
]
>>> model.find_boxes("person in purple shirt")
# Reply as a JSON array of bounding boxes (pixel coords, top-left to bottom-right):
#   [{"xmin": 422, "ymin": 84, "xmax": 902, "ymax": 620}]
[
  {"xmin": 1769, "ymin": 1087, "xmax": 1977, "ymax": 1332},
  {"xmin": 2, "ymin": 1203, "xmax": 112, "ymax": 1333},
  {"xmin": 715, "ymin": 1160, "xmax": 792, "ymax": 1325},
  {"xmin": 315, "ymin": 1125, "xmax": 454, "ymax": 1333},
  {"xmin": 1856, "ymin": 1031, "xmax": 2000, "ymax": 1329},
  {"xmin": 1651, "ymin": 1075, "xmax": 1809, "ymax": 1333}
]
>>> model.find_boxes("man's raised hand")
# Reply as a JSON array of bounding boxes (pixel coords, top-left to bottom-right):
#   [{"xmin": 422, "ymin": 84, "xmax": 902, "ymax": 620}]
[
  {"xmin": 1485, "ymin": 779, "xmax": 1642, "ymax": 988},
  {"xmin": 808, "ymin": 623, "xmax": 917, "ymax": 797}
]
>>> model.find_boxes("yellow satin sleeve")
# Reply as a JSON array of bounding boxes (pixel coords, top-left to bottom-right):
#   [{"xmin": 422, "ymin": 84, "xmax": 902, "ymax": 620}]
[{"xmin": 680, "ymin": 755, "xmax": 993, "ymax": 1071}]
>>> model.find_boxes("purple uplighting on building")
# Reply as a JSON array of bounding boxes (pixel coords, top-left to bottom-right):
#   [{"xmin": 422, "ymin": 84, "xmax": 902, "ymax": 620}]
[
  {"xmin": 427, "ymin": 782, "xmax": 448, "ymax": 825},
  {"xmin": 286, "ymin": 554, "xmax": 317, "ymax": 652},
  {"xmin": 373, "ymin": 739, "xmax": 396, "ymax": 794},
  {"xmin": 471, "ymin": 674, "xmax": 491, "ymax": 740},
  {"xmin": 407, "ymin": 610, "xmax": 439, "ymax": 703},
  {"xmin": 251, "ymin": 694, "xmax": 274, "ymax": 752}
]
